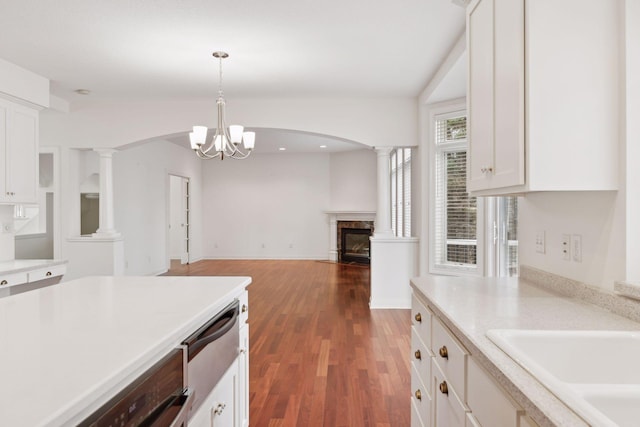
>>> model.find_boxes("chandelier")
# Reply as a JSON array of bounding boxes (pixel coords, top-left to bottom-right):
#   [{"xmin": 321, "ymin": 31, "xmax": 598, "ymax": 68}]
[{"xmin": 189, "ymin": 51, "xmax": 255, "ymax": 160}]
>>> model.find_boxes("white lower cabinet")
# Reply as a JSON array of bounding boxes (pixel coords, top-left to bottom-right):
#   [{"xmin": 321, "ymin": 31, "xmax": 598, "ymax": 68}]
[
  {"xmin": 411, "ymin": 291, "xmax": 537, "ymax": 427},
  {"xmin": 238, "ymin": 320, "xmax": 249, "ymax": 427},
  {"xmin": 467, "ymin": 357, "xmax": 523, "ymax": 426},
  {"xmin": 189, "ymin": 359, "xmax": 239, "ymax": 427}
]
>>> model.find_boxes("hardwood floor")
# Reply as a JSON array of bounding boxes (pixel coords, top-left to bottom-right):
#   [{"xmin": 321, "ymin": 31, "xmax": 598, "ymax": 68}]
[{"xmin": 166, "ymin": 260, "xmax": 411, "ymax": 426}]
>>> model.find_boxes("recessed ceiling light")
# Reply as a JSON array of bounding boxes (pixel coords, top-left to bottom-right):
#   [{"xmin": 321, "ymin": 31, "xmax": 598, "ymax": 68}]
[
  {"xmin": 279, "ymin": 147, "xmax": 286, "ymax": 151},
  {"xmin": 320, "ymin": 145, "xmax": 327, "ymax": 148},
  {"xmin": 74, "ymin": 89, "xmax": 91, "ymax": 95}
]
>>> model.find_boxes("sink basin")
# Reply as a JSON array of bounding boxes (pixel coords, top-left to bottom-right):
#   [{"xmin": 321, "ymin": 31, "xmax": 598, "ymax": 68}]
[{"xmin": 487, "ymin": 329, "xmax": 640, "ymax": 427}]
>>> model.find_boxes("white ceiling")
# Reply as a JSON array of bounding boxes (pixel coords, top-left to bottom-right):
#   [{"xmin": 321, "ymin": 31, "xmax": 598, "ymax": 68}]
[{"xmin": 0, "ymin": 0, "xmax": 466, "ymax": 152}]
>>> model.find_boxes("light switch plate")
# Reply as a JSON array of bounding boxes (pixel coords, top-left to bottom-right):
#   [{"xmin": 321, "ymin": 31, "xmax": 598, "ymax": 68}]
[{"xmin": 535, "ymin": 231, "xmax": 546, "ymax": 254}]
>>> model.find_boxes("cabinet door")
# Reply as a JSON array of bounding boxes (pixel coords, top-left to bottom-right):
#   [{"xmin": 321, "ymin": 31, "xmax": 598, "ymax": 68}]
[
  {"xmin": 0, "ymin": 104, "xmax": 7, "ymax": 201},
  {"xmin": 492, "ymin": 0, "xmax": 524, "ymax": 189},
  {"xmin": 210, "ymin": 360, "xmax": 239, "ymax": 427},
  {"xmin": 467, "ymin": 0, "xmax": 494, "ymax": 192},
  {"xmin": 467, "ymin": 0, "xmax": 525, "ymax": 193},
  {"xmin": 238, "ymin": 324, "xmax": 249, "ymax": 427},
  {"xmin": 6, "ymin": 105, "xmax": 38, "ymax": 203}
]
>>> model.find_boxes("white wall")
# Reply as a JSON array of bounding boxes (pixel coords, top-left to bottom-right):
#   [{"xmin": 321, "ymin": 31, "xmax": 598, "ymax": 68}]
[
  {"xmin": 0, "ymin": 206, "xmax": 14, "ymax": 261},
  {"xmin": 113, "ymin": 140, "xmax": 204, "ymax": 275},
  {"xmin": 201, "ymin": 149, "xmax": 378, "ymax": 259},
  {"xmin": 40, "ymin": 97, "xmax": 418, "ymax": 150},
  {"xmin": 518, "ymin": 192, "xmax": 624, "ymax": 289},
  {"xmin": 329, "ymin": 149, "xmax": 377, "ymax": 211},
  {"xmin": 517, "ymin": 1, "xmax": 639, "ymax": 290},
  {"xmin": 202, "ymin": 152, "xmax": 331, "ymax": 259}
]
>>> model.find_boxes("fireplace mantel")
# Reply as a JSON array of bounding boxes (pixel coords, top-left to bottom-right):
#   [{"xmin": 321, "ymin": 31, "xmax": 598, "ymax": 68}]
[{"xmin": 324, "ymin": 211, "xmax": 376, "ymax": 261}]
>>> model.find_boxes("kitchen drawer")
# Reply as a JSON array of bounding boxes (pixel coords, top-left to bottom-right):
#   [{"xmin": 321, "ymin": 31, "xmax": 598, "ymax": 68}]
[
  {"xmin": 411, "ymin": 294, "xmax": 432, "ymax": 348},
  {"xmin": 411, "ymin": 396, "xmax": 426, "ymax": 427},
  {"xmin": 466, "ymin": 413, "xmax": 481, "ymax": 427},
  {"xmin": 432, "ymin": 316, "xmax": 468, "ymax": 402},
  {"xmin": 468, "ymin": 357, "xmax": 522, "ymax": 427},
  {"xmin": 433, "ymin": 359, "xmax": 468, "ymax": 427},
  {"xmin": 412, "ymin": 327, "xmax": 432, "ymax": 398},
  {"xmin": 0, "ymin": 272, "xmax": 28, "ymax": 288},
  {"xmin": 28, "ymin": 264, "xmax": 67, "ymax": 282},
  {"xmin": 411, "ymin": 363, "xmax": 432, "ymax": 426},
  {"xmin": 239, "ymin": 290, "xmax": 249, "ymax": 325}
]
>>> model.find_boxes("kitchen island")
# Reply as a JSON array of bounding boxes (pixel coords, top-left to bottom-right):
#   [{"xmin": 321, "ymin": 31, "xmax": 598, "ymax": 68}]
[{"xmin": 0, "ymin": 275, "xmax": 250, "ymax": 427}]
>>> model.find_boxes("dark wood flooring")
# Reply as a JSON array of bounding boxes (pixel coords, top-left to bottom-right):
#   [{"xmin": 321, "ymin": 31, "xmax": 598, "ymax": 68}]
[{"xmin": 165, "ymin": 259, "xmax": 411, "ymax": 426}]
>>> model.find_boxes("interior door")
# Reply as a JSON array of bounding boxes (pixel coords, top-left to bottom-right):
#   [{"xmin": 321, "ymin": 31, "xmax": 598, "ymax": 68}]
[{"xmin": 169, "ymin": 174, "xmax": 190, "ymax": 265}]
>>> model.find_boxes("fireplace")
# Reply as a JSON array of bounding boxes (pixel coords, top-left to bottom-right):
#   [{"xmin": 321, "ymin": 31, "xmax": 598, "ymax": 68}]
[
  {"xmin": 337, "ymin": 220, "xmax": 374, "ymax": 265},
  {"xmin": 340, "ymin": 228, "xmax": 371, "ymax": 264}
]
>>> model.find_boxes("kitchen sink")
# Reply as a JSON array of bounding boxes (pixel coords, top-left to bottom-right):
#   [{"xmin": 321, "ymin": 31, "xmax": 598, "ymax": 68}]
[{"xmin": 487, "ymin": 329, "xmax": 640, "ymax": 427}]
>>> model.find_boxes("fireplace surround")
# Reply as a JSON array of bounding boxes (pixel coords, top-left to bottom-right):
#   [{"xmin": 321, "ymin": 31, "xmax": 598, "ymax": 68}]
[{"xmin": 337, "ymin": 221, "xmax": 374, "ymax": 265}]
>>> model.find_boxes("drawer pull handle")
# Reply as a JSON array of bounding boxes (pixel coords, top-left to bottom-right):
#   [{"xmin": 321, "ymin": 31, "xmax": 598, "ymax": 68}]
[
  {"xmin": 0, "ymin": 280, "xmax": 7, "ymax": 286},
  {"xmin": 415, "ymin": 389, "xmax": 422, "ymax": 401},
  {"xmin": 439, "ymin": 345, "xmax": 449, "ymax": 359},
  {"xmin": 46, "ymin": 271, "xmax": 52, "ymax": 277},
  {"xmin": 414, "ymin": 313, "xmax": 422, "ymax": 323},
  {"xmin": 241, "ymin": 304, "xmax": 248, "ymax": 313},
  {"xmin": 439, "ymin": 381, "xmax": 449, "ymax": 395},
  {"xmin": 414, "ymin": 349, "xmax": 421, "ymax": 360}
]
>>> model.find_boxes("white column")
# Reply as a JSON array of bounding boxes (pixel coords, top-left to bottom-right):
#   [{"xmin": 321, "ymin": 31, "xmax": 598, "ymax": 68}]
[
  {"xmin": 328, "ymin": 214, "xmax": 338, "ymax": 261},
  {"xmin": 374, "ymin": 147, "xmax": 394, "ymax": 238},
  {"xmin": 93, "ymin": 149, "xmax": 120, "ymax": 237}
]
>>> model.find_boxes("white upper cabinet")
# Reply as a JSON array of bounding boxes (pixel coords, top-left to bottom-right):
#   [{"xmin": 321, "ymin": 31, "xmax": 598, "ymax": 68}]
[
  {"xmin": 0, "ymin": 98, "xmax": 39, "ymax": 204},
  {"xmin": 467, "ymin": 0, "xmax": 619, "ymax": 196}
]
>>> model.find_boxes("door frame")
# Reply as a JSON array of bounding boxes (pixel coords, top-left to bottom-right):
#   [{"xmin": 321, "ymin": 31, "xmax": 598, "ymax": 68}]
[{"xmin": 166, "ymin": 173, "xmax": 190, "ymax": 270}]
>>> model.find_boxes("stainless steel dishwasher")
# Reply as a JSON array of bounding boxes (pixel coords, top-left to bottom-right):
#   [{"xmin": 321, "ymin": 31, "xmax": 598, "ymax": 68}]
[{"xmin": 182, "ymin": 299, "xmax": 240, "ymax": 417}]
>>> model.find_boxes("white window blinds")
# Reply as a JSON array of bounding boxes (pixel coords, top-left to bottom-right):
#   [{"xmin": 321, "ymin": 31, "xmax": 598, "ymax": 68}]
[
  {"xmin": 390, "ymin": 147, "xmax": 412, "ymax": 237},
  {"xmin": 434, "ymin": 114, "xmax": 478, "ymax": 268}
]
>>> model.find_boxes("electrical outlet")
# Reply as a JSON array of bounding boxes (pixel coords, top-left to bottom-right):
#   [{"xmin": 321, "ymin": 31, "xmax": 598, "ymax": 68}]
[
  {"xmin": 562, "ymin": 234, "xmax": 571, "ymax": 261},
  {"xmin": 572, "ymin": 234, "xmax": 582, "ymax": 262},
  {"xmin": 535, "ymin": 231, "xmax": 546, "ymax": 254}
]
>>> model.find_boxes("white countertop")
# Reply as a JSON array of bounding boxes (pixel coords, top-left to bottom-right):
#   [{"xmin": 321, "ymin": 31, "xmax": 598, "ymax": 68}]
[
  {"xmin": 411, "ymin": 274, "xmax": 640, "ymax": 427},
  {"xmin": 0, "ymin": 259, "xmax": 68, "ymax": 275},
  {"xmin": 0, "ymin": 275, "xmax": 251, "ymax": 427}
]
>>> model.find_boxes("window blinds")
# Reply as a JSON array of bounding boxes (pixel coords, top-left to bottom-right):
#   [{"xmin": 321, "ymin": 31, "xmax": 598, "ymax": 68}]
[
  {"xmin": 434, "ymin": 115, "xmax": 477, "ymax": 267},
  {"xmin": 390, "ymin": 148, "xmax": 412, "ymax": 237}
]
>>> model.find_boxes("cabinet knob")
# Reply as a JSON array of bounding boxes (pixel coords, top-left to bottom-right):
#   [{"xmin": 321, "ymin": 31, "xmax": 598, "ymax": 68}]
[
  {"xmin": 0, "ymin": 280, "xmax": 7, "ymax": 286},
  {"xmin": 414, "ymin": 312, "xmax": 422, "ymax": 323},
  {"xmin": 439, "ymin": 345, "xmax": 449, "ymax": 359},
  {"xmin": 414, "ymin": 349, "xmax": 421, "ymax": 360},
  {"xmin": 414, "ymin": 389, "xmax": 422, "ymax": 401},
  {"xmin": 213, "ymin": 403, "xmax": 226, "ymax": 415},
  {"xmin": 481, "ymin": 167, "xmax": 494, "ymax": 174},
  {"xmin": 241, "ymin": 304, "xmax": 248, "ymax": 313},
  {"xmin": 46, "ymin": 271, "xmax": 52, "ymax": 277},
  {"xmin": 439, "ymin": 381, "xmax": 449, "ymax": 395}
]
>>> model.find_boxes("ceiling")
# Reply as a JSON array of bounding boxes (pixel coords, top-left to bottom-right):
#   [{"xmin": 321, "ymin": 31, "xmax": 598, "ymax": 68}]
[{"xmin": 0, "ymin": 0, "xmax": 466, "ymax": 152}]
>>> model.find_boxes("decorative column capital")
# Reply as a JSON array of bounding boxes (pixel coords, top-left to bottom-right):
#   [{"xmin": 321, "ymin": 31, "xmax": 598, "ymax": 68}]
[
  {"xmin": 93, "ymin": 148, "xmax": 119, "ymax": 158},
  {"xmin": 374, "ymin": 147, "xmax": 394, "ymax": 157}
]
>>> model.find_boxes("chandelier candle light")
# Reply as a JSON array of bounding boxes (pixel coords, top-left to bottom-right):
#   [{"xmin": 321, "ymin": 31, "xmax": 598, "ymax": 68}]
[{"xmin": 189, "ymin": 51, "xmax": 255, "ymax": 160}]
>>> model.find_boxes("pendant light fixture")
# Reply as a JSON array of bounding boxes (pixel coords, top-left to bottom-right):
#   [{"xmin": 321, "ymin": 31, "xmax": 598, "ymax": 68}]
[{"xmin": 189, "ymin": 51, "xmax": 255, "ymax": 160}]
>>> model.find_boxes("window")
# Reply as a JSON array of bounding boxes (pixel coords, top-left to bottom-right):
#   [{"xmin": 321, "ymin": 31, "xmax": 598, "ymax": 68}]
[
  {"xmin": 430, "ymin": 107, "xmax": 518, "ymax": 276},
  {"xmin": 391, "ymin": 147, "xmax": 412, "ymax": 237},
  {"xmin": 433, "ymin": 113, "xmax": 480, "ymax": 272}
]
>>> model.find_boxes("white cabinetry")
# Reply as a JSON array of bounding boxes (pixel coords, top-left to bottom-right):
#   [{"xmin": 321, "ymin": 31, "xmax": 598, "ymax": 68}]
[
  {"xmin": 238, "ymin": 290, "xmax": 249, "ymax": 427},
  {"xmin": 411, "ymin": 295, "xmax": 433, "ymax": 426},
  {"xmin": 0, "ymin": 98, "xmax": 38, "ymax": 204},
  {"xmin": 411, "ymin": 291, "xmax": 534, "ymax": 427},
  {"xmin": 466, "ymin": 0, "xmax": 619, "ymax": 196},
  {"xmin": 189, "ymin": 360, "xmax": 239, "ymax": 427}
]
